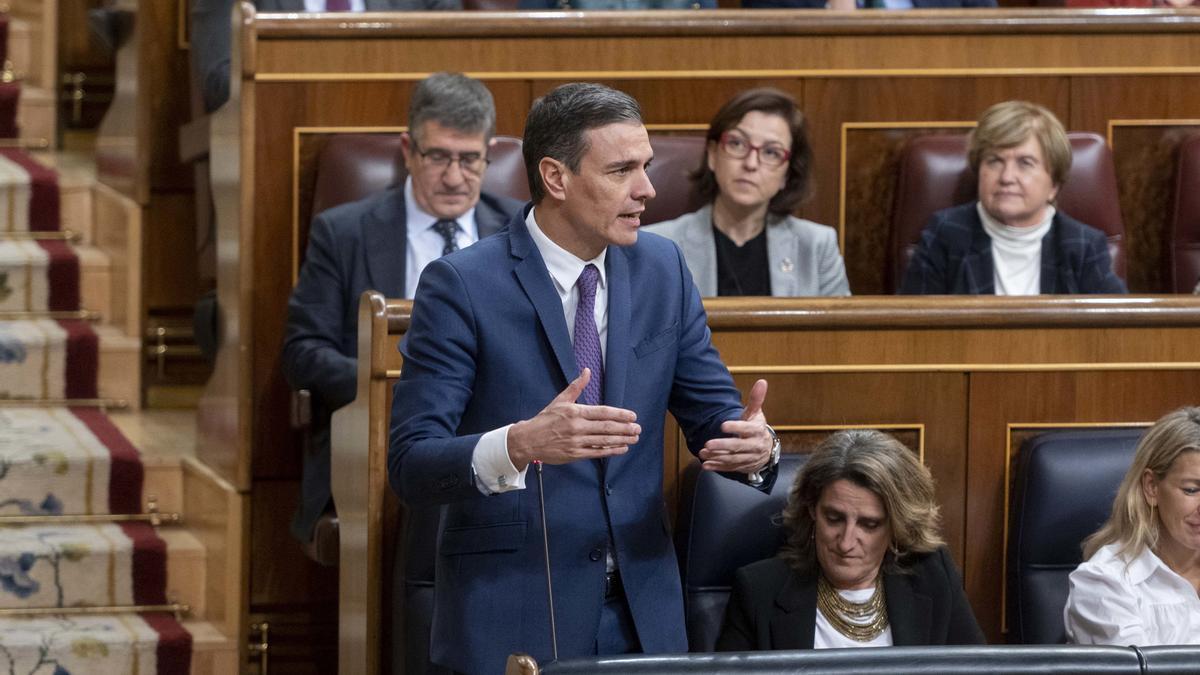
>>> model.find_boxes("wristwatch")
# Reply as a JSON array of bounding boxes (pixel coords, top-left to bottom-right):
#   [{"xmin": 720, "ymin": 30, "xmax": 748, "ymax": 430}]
[{"xmin": 748, "ymin": 424, "xmax": 781, "ymax": 487}]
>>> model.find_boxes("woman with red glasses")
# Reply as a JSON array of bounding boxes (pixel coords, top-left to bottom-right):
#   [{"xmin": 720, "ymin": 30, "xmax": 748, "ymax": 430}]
[{"xmin": 643, "ymin": 88, "xmax": 850, "ymax": 297}]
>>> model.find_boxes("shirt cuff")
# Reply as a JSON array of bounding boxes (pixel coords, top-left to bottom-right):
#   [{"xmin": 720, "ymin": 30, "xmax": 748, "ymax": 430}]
[{"xmin": 472, "ymin": 424, "xmax": 527, "ymax": 495}]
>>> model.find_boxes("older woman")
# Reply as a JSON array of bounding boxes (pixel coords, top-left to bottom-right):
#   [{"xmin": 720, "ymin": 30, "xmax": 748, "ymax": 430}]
[
  {"xmin": 1064, "ymin": 407, "xmax": 1200, "ymax": 645},
  {"xmin": 716, "ymin": 429, "xmax": 984, "ymax": 650},
  {"xmin": 643, "ymin": 88, "xmax": 849, "ymax": 297},
  {"xmin": 900, "ymin": 100, "xmax": 1126, "ymax": 295}
]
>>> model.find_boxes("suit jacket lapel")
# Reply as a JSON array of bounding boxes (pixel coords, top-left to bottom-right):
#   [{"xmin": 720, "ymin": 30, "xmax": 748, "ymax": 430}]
[
  {"xmin": 766, "ymin": 218, "xmax": 797, "ymax": 297},
  {"xmin": 884, "ymin": 568, "xmax": 932, "ymax": 645},
  {"xmin": 363, "ymin": 190, "xmax": 408, "ymax": 297},
  {"xmin": 1040, "ymin": 214, "xmax": 1062, "ymax": 293},
  {"xmin": 771, "ymin": 568, "xmax": 818, "ymax": 649},
  {"xmin": 603, "ymin": 246, "xmax": 630, "ymax": 409},
  {"xmin": 510, "ymin": 208, "xmax": 576, "ymax": 385},
  {"xmin": 475, "ymin": 196, "xmax": 508, "ymax": 239},
  {"xmin": 962, "ymin": 210, "xmax": 995, "ymax": 295}
]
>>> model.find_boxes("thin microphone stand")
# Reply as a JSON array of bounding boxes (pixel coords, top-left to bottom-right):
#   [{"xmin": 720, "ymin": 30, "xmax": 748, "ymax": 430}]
[{"xmin": 535, "ymin": 460, "xmax": 559, "ymax": 662}]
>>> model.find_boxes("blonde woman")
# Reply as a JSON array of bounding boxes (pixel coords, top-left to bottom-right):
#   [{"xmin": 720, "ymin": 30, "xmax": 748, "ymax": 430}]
[{"xmin": 1064, "ymin": 407, "xmax": 1200, "ymax": 645}]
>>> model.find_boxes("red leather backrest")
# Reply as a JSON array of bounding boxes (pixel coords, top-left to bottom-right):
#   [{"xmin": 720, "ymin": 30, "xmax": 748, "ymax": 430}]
[
  {"xmin": 310, "ymin": 134, "xmax": 528, "ymax": 219},
  {"xmin": 643, "ymin": 135, "xmax": 708, "ymax": 226},
  {"xmin": 1169, "ymin": 134, "xmax": 1200, "ymax": 293},
  {"xmin": 889, "ymin": 133, "xmax": 1126, "ymax": 292}
]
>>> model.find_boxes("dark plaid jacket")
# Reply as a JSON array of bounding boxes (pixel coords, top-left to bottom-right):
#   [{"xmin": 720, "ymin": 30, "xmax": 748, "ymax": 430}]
[{"xmin": 898, "ymin": 202, "xmax": 1127, "ymax": 295}]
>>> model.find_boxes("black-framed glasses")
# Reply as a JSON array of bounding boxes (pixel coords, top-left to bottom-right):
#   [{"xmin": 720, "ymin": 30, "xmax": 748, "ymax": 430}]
[
  {"xmin": 413, "ymin": 141, "xmax": 490, "ymax": 176},
  {"xmin": 718, "ymin": 131, "xmax": 791, "ymax": 168}
]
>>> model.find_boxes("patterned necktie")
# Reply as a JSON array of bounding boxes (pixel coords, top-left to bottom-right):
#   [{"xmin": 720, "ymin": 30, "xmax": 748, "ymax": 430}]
[
  {"xmin": 432, "ymin": 220, "xmax": 459, "ymax": 257},
  {"xmin": 325, "ymin": 0, "xmax": 351, "ymax": 10},
  {"xmin": 573, "ymin": 264, "xmax": 604, "ymax": 406}
]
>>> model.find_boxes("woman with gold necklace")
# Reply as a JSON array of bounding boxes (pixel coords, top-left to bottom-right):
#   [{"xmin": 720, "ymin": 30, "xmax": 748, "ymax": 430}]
[{"xmin": 716, "ymin": 430, "xmax": 985, "ymax": 650}]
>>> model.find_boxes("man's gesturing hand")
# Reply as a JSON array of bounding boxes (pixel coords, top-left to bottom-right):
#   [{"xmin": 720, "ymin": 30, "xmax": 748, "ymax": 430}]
[
  {"xmin": 506, "ymin": 368, "xmax": 641, "ymax": 471},
  {"xmin": 698, "ymin": 379, "xmax": 773, "ymax": 475}
]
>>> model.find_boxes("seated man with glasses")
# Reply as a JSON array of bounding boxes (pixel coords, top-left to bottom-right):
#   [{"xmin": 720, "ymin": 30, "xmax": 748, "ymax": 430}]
[
  {"xmin": 281, "ymin": 72, "xmax": 522, "ymax": 552},
  {"xmin": 645, "ymin": 88, "xmax": 849, "ymax": 297}
]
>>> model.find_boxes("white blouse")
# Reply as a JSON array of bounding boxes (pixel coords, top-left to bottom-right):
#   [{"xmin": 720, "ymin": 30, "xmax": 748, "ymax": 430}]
[
  {"xmin": 1064, "ymin": 542, "xmax": 1200, "ymax": 645},
  {"xmin": 814, "ymin": 586, "xmax": 894, "ymax": 649}
]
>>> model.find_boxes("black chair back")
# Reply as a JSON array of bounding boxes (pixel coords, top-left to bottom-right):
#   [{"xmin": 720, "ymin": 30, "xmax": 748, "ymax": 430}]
[
  {"xmin": 675, "ymin": 454, "xmax": 808, "ymax": 652},
  {"xmin": 1006, "ymin": 428, "xmax": 1144, "ymax": 644}
]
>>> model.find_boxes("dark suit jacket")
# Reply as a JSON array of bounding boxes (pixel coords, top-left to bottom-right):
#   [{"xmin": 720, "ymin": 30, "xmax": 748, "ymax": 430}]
[
  {"xmin": 716, "ymin": 548, "xmax": 986, "ymax": 650},
  {"xmin": 282, "ymin": 187, "xmax": 518, "ymax": 542},
  {"xmin": 898, "ymin": 202, "xmax": 1127, "ymax": 295},
  {"xmin": 189, "ymin": 0, "xmax": 460, "ymax": 114},
  {"xmin": 388, "ymin": 206, "xmax": 776, "ymax": 672}
]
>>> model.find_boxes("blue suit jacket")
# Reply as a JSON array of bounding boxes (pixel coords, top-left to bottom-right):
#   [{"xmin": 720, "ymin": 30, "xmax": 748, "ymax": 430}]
[
  {"xmin": 388, "ymin": 205, "xmax": 774, "ymax": 672},
  {"xmin": 898, "ymin": 202, "xmax": 1127, "ymax": 295},
  {"xmin": 282, "ymin": 187, "xmax": 519, "ymax": 542}
]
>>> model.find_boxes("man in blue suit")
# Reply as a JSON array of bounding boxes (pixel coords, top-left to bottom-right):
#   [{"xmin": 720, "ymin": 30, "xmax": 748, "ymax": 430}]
[
  {"xmin": 283, "ymin": 73, "xmax": 521, "ymax": 550},
  {"xmin": 389, "ymin": 83, "xmax": 781, "ymax": 672}
]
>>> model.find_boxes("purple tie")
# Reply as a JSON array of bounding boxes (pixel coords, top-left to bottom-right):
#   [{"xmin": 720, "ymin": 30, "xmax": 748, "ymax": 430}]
[
  {"xmin": 325, "ymin": 0, "xmax": 351, "ymax": 10},
  {"xmin": 573, "ymin": 264, "xmax": 604, "ymax": 406}
]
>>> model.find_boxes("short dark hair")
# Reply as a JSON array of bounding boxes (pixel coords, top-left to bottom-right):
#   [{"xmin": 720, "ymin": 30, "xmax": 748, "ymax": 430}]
[
  {"xmin": 523, "ymin": 83, "xmax": 643, "ymax": 204},
  {"xmin": 408, "ymin": 72, "xmax": 496, "ymax": 143},
  {"xmin": 692, "ymin": 88, "xmax": 813, "ymax": 217}
]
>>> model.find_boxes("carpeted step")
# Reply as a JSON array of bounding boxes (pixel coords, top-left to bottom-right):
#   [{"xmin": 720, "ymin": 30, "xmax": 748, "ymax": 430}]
[
  {"xmin": 0, "ymin": 319, "xmax": 98, "ymax": 400},
  {"xmin": 0, "ymin": 612, "xmax": 191, "ymax": 675},
  {"xmin": 0, "ymin": 238, "xmax": 80, "ymax": 312},
  {"xmin": 0, "ymin": 407, "xmax": 143, "ymax": 517},
  {"xmin": 0, "ymin": 522, "xmax": 167, "ymax": 610},
  {"xmin": 0, "ymin": 148, "xmax": 61, "ymax": 233}
]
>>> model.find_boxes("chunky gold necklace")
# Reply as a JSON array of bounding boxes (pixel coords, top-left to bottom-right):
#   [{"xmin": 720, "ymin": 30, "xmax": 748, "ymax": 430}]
[{"xmin": 816, "ymin": 574, "xmax": 889, "ymax": 642}]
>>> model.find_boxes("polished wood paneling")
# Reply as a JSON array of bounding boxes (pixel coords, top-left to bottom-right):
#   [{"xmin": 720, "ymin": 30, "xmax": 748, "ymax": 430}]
[
  {"xmin": 183, "ymin": 457, "xmax": 247, "ymax": 645},
  {"xmin": 965, "ymin": 370, "xmax": 1200, "ymax": 639},
  {"xmin": 250, "ymin": 480, "xmax": 338, "ymax": 606},
  {"xmin": 1110, "ymin": 122, "xmax": 1200, "ymax": 292}
]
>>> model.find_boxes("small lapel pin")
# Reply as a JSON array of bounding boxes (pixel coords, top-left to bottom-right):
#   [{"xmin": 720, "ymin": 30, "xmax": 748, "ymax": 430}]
[{"xmin": 780, "ymin": 257, "xmax": 794, "ymax": 273}]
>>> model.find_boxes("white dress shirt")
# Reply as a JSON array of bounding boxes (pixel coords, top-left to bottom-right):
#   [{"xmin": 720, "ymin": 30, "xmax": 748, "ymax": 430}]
[
  {"xmin": 470, "ymin": 207, "xmax": 608, "ymax": 494},
  {"xmin": 813, "ymin": 586, "xmax": 895, "ymax": 649},
  {"xmin": 1064, "ymin": 542, "xmax": 1200, "ymax": 645},
  {"xmin": 303, "ymin": 0, "xmax": 366, "ymax": 10},
  {"xmin": 979, "ymin": 202, "xmax": 1054, "ymax": 296},
  {"xmin": 403, "ymin": 177, "xmax": 480, "ymax": 299}
]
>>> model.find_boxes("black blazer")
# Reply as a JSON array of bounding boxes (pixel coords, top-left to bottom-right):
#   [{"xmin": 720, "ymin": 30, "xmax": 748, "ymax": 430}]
[
  {"xmin": 899, "ymin": 202, "xmax": 1126, "ymax": 295},
  {"xmin": 282, "ymin": 187, "xmax": 520, "ymax": 542},
  {"xmin": 716, "ymin": 548, "xmax": 986, "ymax": 650}
]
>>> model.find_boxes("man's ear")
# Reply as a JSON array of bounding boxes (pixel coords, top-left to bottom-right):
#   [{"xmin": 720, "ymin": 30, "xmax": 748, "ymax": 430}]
[
  {"xmin": 539, "ymin": 157, "xmax": 569, "ymax": 202},
  {"xmin": 400, "ymin": 132, "xmax": 415, "ymax": 165}
]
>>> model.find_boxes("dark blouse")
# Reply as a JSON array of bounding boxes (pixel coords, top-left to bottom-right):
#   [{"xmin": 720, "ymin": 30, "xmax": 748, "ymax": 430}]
[{"xmin": 714, "ymin": 225, "xmax": 771, "ymax": 296}]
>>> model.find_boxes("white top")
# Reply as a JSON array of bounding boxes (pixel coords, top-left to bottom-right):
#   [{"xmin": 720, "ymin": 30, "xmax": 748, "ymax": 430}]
[
  {"xmin": 469, "ymin": 207, "xmax": 609, "ymax": 495},
  {"xmin": 303, "ymin": 0, "xmax": 366, "ymax": 10},
  {"xmin": 978, "ymin": 202, "xmax": 1054, "ymax": 296},
  {"xmin": 1064, "ymin": 542, "xmax": 1200, "ymax": 646},
  {"xmin": 403, "ymin": 178, "xmax": 480, "ymax": 299},
  {"xmin": 814, "ymin": 586, "xmax": 895, "ymax": 649}
]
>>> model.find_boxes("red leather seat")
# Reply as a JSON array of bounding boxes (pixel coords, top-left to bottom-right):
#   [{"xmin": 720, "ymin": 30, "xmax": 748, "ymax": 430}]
[
  {"xmin": 1168, "ymin": 134, "xmax": 1200, "ymax": 293},
  {"xmin": 644, "ymin": 135, "xmax": 708, "ymax": 226},
  {"xmin": 310, "ymin": 133, "xmax": 528, "ymax": 218},
  {"xmin": 888, "ymin": 133, "xmax": 1126, "ymax": 293}
]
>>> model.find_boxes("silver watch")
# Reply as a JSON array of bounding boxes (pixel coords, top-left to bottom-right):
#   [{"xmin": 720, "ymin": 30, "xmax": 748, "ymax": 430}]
[{"xmin": 748, "ymin": 424, "xmax": 781, "ymax": 486}]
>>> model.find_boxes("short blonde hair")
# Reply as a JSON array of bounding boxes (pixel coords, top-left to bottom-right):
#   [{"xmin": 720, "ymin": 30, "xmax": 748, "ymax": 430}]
[
  {"xmin": 968, "ymin": 101, "xmax": 1072, "ymax": 188},
  {"xmin": 1082, "ymin": 407, "xmax": 1200, "ymax": 561},
  {"xmin": 779, "ymin": 429, "xmax": 944, "ymax": 575}
]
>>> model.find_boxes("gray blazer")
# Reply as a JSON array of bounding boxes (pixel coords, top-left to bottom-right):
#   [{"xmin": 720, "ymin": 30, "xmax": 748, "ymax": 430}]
[{"xmin": 643, "ymin": 204, "xmax": 851, "ymax": 297}]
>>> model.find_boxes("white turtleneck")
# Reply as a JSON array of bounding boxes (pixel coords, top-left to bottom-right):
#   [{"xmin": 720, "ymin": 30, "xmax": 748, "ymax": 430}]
[{"xmin": 978, "ymin": 202, "xmax": 1054, "ymax": 296}]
